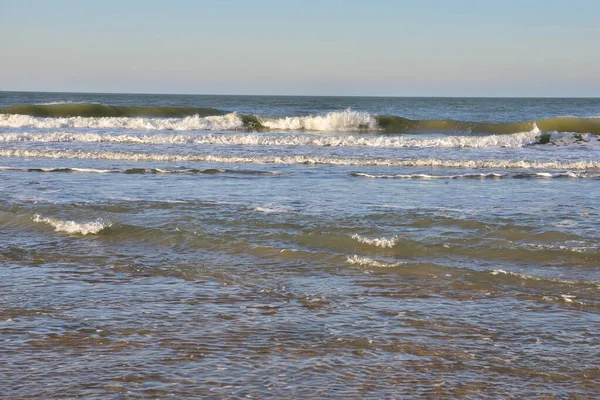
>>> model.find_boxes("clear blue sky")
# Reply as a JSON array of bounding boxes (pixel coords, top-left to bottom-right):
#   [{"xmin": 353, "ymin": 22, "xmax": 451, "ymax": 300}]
[{"xmin": 1, "ymin": 0, "xmax": 599, "ymax": 96}]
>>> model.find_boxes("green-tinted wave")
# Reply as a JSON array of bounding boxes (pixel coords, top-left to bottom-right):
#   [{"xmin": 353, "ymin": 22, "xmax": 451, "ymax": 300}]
[
  {"xmin": 0, "ymin": 103, "xmax": 225, "ymax": 118},
  {"xmin": 2, "ymin": 104, "xmax": 600, "ymax": 134},
  {"xmin": 376, "ymin": 115, "xmax": 600, "ymax": 135}
]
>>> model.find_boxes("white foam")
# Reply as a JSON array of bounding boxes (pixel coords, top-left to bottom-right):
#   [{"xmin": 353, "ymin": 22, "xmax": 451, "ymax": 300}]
[
  {"xmin": 70, "ymin": 168, "xmax": 115, "ymax": 173},
  {"xmin": 2, "ymin": 147, "xmax": 600, "ymax": 170},
  {"xmin": 346, "ymin": 255, "xmax": 403, "ymax": 268},
  {"xmin": 0, "ymin": 129, "xmax": 574, "ymax": 149},
  {"xmin": 33, "ymin": 214, "xmax": 112, "ymax": 235},
  {"xmin": 352, "ymin": 172, "xmax": 505, "ymax": 179},
  {"xmin": 352, "ymin": 171, "xmax": 592, "ymax": 179},
  {"xmin": 259, "ymin": 109, "xmax": 379, "ymax": 131},
  {"xmin": 0, "ymin": 112, "xmax": 245, "ymax": 131},
  {"xmin": 351, "ymin": 234, "xmax": 398, "ymax": 248}
]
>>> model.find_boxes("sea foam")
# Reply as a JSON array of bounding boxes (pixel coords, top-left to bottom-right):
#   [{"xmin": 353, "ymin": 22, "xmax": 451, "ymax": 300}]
[
  {"xmin": 0, "ymin": 113, "xmax": 245, "ymax": 131},
  {"xmin": 350, "ymin": 171, "xmax": 592, "ymax": 179},
  {"xmin": 259, "ymin": 110, "xmax": 379, "ymax": 131},
  {"xmin": 33, "ymin": 214, "xmax": 112, "ymax": 235},
  {"xmin": 2, "ymin": 148, "xmax": 599, "ymax": 170},
  {"xmin": 351, "ymin": 234, "xmax": 398, "ymax": 248},
  {"xmin": 0, "ymin": 129, "xmax": 580, "ymax": 149},
  {"xmin": 346, "ymin": 255, "xmax": 403, "ymax": 268}
]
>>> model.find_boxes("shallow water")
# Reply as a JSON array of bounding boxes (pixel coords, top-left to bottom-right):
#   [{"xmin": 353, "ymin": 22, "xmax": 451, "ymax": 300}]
[{"xmin": 1, "ymin": 92, "xmax": 599, "ymax": 398}]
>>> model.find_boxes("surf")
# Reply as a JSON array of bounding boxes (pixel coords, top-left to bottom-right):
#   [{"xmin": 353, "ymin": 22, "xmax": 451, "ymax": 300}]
[
  {"xmin": 1, "ymin": 147, "xmax": 599, "ymax": 169},
  {"xmin": 2, "ymin": 105, "xmax": 600, "ymax": 134},
  {"xmin": 0, "ymin": 128, "xmax": 573, "ymax": 148}
]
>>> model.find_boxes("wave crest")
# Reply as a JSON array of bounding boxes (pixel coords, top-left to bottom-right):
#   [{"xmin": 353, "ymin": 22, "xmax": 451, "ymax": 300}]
[
  {"xmin": 260, "ymin": 110, "xmax": 378, "ymax": 131},
  {"xmin": 33, "ymin": 214, "xmax": 112, "ymax": 235},
  {"xmin": 346, "ymin": 255, "xmax": 403, "ymax": 268},
  {"xmin": 351, "ymin": 234, "xmax": 398, "ymax": 248},
  {"xmin": 0, "ymin": 113, "xmax": 246, "ymax": 131}
]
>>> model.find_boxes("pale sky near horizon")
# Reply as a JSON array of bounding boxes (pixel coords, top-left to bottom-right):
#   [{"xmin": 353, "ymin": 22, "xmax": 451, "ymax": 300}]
[{"xmin": 1, "ymin": 0, "xmax": 599, "ymax": 96}]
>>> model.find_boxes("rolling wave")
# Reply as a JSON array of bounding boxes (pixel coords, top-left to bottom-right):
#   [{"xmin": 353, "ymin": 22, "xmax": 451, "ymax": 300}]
[
  {"xmin": 0, "ymin": 113, "xmax": 247, "ymax": 131},
  {"xmin": 2, "ymin": 106, "xmax": 600, "ymax": 134},
  {"xmin": 345, "ymin": 256, "xmax": 599, "ymax": 291},
  {"xmin": 377, "ymin": 115, "xmax": 600, "ymax": 135},
  {"xmin": 1, "ymin": 147, "xmax": 599, "ymax": 169},
  {"xmin": 0, "ymin": 103, "xmax": 223, "ymax": 118}
]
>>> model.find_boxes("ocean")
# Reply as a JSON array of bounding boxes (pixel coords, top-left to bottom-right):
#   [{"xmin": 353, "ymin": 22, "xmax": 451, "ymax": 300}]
[{"xmin": 1, "ymin": 92, "xmax": 599, "ymax": 398}]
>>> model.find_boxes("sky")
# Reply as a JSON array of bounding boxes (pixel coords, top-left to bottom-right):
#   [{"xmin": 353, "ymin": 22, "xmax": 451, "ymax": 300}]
[{"xmin": 1, "ymin": 0, "xmax": 599, "ymax": 96}]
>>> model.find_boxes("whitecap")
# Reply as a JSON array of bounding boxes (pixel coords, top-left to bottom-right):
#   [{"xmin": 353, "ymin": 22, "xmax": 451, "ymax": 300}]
[
  {"xmin": 33, "ymin": 214, "xmax": 112, "ymax": 235},
  {"xmin": 351, "ymin": 234, "xmax": 398, "ymax": 248}
]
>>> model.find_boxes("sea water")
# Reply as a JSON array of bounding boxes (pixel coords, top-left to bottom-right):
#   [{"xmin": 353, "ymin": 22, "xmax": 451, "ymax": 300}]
[{"xmin": 1, "ymin": 92, "xmax": 599, "ymax": 398}]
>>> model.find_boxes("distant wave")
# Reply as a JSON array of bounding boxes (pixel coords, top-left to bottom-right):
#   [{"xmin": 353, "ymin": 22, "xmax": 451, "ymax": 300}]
[
  {"xmin": 3, "ymin": 128, "xmax": 591, "ymax": 148},
  {"xmin": 376, "ymin": 115, "xmax": 600, "ymax": 135},
  {"xmin": 2, "ymin": 147, "xmax": 599, "ymax": 169},
  {"xmin": 2, "ymin": 106, "xmax": 600, "ymax": 134},
  {"xmin": 0, "ymin": 103, "xmax": 223, "ymax": 118}
]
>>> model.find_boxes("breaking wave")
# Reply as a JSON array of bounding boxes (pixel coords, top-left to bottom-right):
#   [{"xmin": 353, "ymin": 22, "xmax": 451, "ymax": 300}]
[
  {"xmin": 33, "ymin": 214, "xmax": 112, "ymax": 235},
  {"xmin": 351, "ymin": 234, "xmax": 399, "ymax": 248},
  {"xmin": 0, "ymin": 113, "xmax": 247, "ymax": 131},
  {"xmin": 2, "ymin": 128, "xmax": 590, "ymax": 149},
  {"xmin": 2, "ymin": 148, "xmax": 599, "ymax": 169},
  {"xmin": 259, "ymin": 110, "xmax": 378, "ymax": 131},
  {"xmin": 2, "ymin": 106, "xmax": 600, "ymax": 134},
  {"xmin": 346, "ymin": 255, "xmax": 404, "ymax": 268}
]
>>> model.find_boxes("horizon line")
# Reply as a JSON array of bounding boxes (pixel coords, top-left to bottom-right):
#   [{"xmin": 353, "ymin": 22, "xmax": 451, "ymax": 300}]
[{"xmin": 0, "ymin": 89, "xmax": 598, "ymax": 99}]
